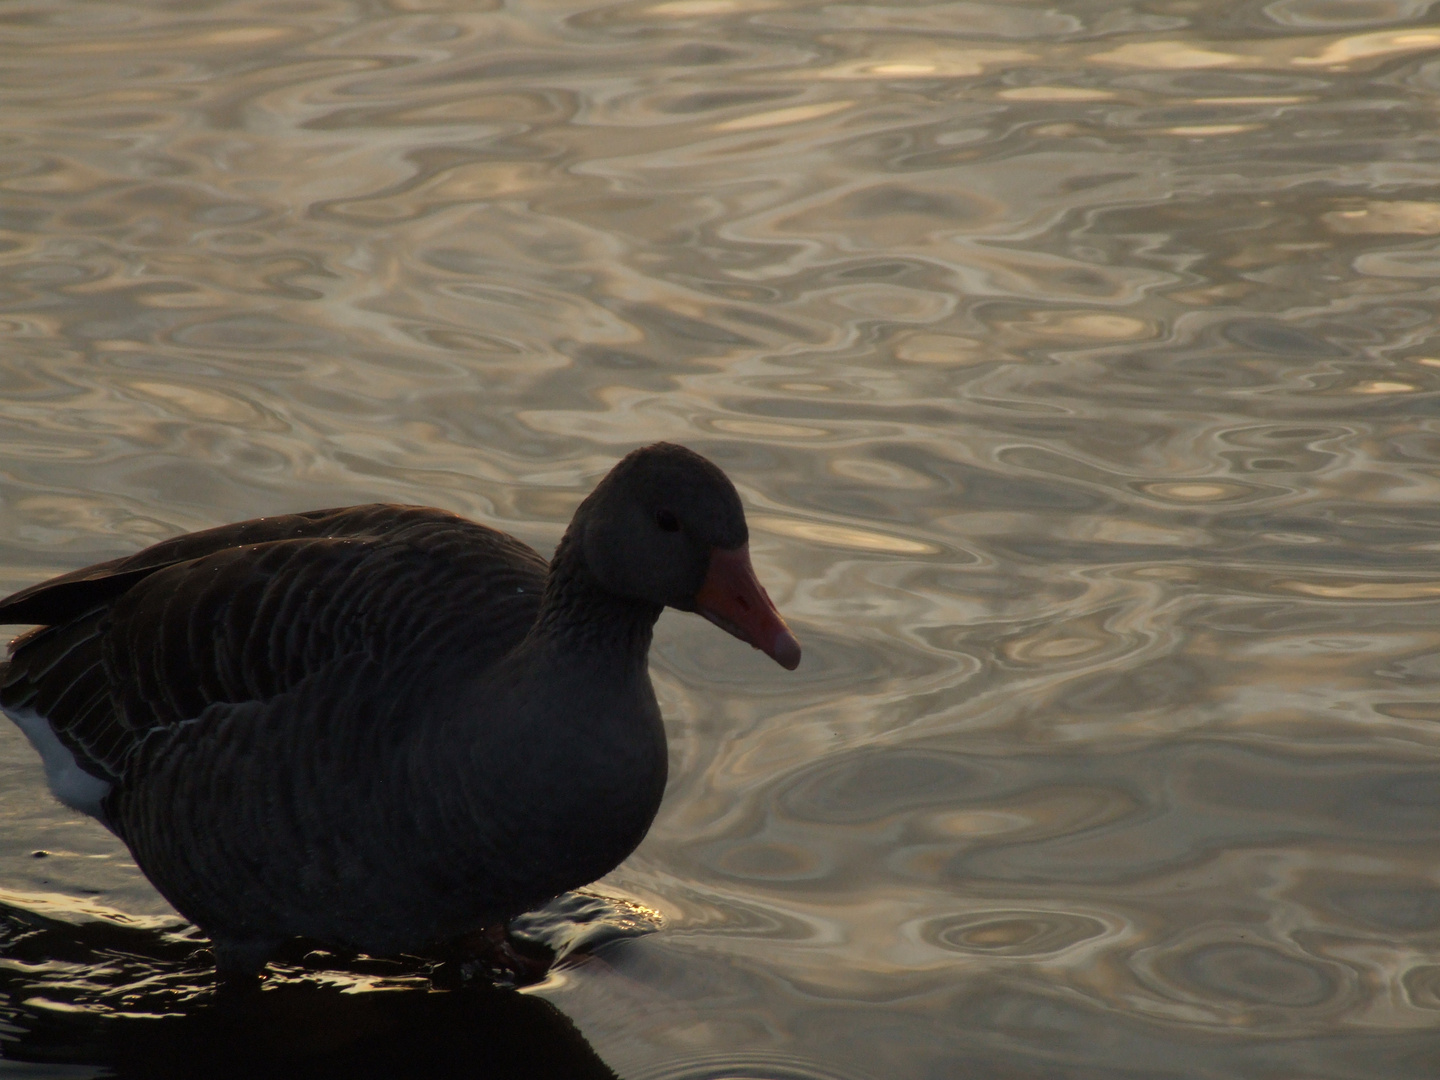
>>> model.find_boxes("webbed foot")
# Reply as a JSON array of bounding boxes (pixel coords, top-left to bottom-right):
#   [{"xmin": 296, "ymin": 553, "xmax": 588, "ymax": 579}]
[{"xmin": 432, "ymin": 924, "xmax": 554, "ymax": 989}]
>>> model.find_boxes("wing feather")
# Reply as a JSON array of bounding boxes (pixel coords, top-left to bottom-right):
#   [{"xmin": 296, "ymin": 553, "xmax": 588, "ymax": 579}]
[{"xmin": 0, "ymin": 506, "xmax": 548, "ymax": 786}]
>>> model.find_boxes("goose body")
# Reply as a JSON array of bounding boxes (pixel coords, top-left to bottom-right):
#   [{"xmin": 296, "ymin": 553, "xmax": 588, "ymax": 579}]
[{"xmin": 0, "ymin": 444, "xmax": 799, "ymax": 975}]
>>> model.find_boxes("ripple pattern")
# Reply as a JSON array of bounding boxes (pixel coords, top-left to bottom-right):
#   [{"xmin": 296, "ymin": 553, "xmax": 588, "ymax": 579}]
[{"xmin": 3, "ymin": 0, "xmax": 1440, "ymax": 1077}]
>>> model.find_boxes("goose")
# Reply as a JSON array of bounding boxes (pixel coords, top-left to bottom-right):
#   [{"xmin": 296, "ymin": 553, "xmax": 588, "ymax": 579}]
[{"xmin": 0, "ymin": 443, "xmax": 800, "ymax": 978}]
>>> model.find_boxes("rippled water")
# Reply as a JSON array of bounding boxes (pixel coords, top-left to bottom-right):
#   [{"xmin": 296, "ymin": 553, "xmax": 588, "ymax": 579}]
[{"xmin": 3, "ymin": 0, "xmax": 1440, "ymax": 1076}]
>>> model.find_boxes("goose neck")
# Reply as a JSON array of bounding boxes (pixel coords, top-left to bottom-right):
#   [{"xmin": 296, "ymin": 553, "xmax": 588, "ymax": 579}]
[{"xmin": 529, "ymin": 530, "xmax": 661, "ymax": 667}]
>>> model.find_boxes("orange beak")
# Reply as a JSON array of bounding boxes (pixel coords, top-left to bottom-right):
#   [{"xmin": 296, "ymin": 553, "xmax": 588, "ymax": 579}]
[{"xmin": 693, "ymin": 544, "xmax": 801, "ymax": 670}]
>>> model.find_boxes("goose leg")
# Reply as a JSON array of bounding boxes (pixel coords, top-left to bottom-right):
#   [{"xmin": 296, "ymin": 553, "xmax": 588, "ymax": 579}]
[
  {"xmin": 212, "ymin": 938, "xmax": 279, "ymax": 985},
  {"xmin": 433, "ymin": 924, "xmax": 553, "ymax": 988}
]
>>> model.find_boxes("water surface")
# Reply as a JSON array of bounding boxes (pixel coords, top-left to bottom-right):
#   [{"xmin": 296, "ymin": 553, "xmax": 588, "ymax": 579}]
[{"xmin": 3, "ymin": 0, "xmax": 1440, "ymax": 1076}]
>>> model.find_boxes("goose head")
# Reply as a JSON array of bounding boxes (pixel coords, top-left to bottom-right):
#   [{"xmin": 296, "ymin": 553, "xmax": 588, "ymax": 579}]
[{"xmin": 572, "ymin": 443, "xmax": 801, "ymax": 670}]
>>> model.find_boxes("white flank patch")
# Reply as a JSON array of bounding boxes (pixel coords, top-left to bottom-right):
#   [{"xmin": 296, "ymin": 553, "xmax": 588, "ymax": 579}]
[{"xmin": 5, "ymin": 706, "xmax": 113, "ymax": 822}]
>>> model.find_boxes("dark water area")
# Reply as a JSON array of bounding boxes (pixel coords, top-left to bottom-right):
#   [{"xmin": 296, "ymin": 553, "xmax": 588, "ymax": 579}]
[{"xmin": 3, "ymin": 0, "xmax": 1440, "ymax": 1076}]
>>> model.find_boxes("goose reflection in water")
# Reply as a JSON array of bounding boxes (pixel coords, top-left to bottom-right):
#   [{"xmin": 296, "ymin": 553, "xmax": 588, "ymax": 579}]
[{"xmin": 0, "ymin": 893, "xmax": 627, "ymax": 1080}]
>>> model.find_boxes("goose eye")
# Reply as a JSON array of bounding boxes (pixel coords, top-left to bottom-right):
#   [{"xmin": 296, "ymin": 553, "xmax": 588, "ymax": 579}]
[{"xmin": 655, "ymin": 508, "xmax": 680, "ymax": 532}]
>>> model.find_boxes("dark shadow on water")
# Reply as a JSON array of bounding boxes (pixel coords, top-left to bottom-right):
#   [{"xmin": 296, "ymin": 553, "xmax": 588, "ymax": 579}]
[
  {"xmin": 8, "ymin": 982, "xmax": 620, "ymax": 1080},
  {"xmin": 0, "ymin": 893, "xmax": 645, "ymax": 1079}
]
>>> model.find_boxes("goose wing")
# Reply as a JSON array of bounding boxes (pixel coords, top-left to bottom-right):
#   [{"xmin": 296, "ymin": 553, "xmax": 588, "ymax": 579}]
[{"xmin": 0, "ymin": 506, "xmax": 547, "ymax": 785}]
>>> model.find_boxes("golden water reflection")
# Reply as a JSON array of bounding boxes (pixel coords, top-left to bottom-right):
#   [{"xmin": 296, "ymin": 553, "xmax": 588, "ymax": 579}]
[{"xmin": 3, "ymin": 0, "xmax": 1440, "ymax": 1076}]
